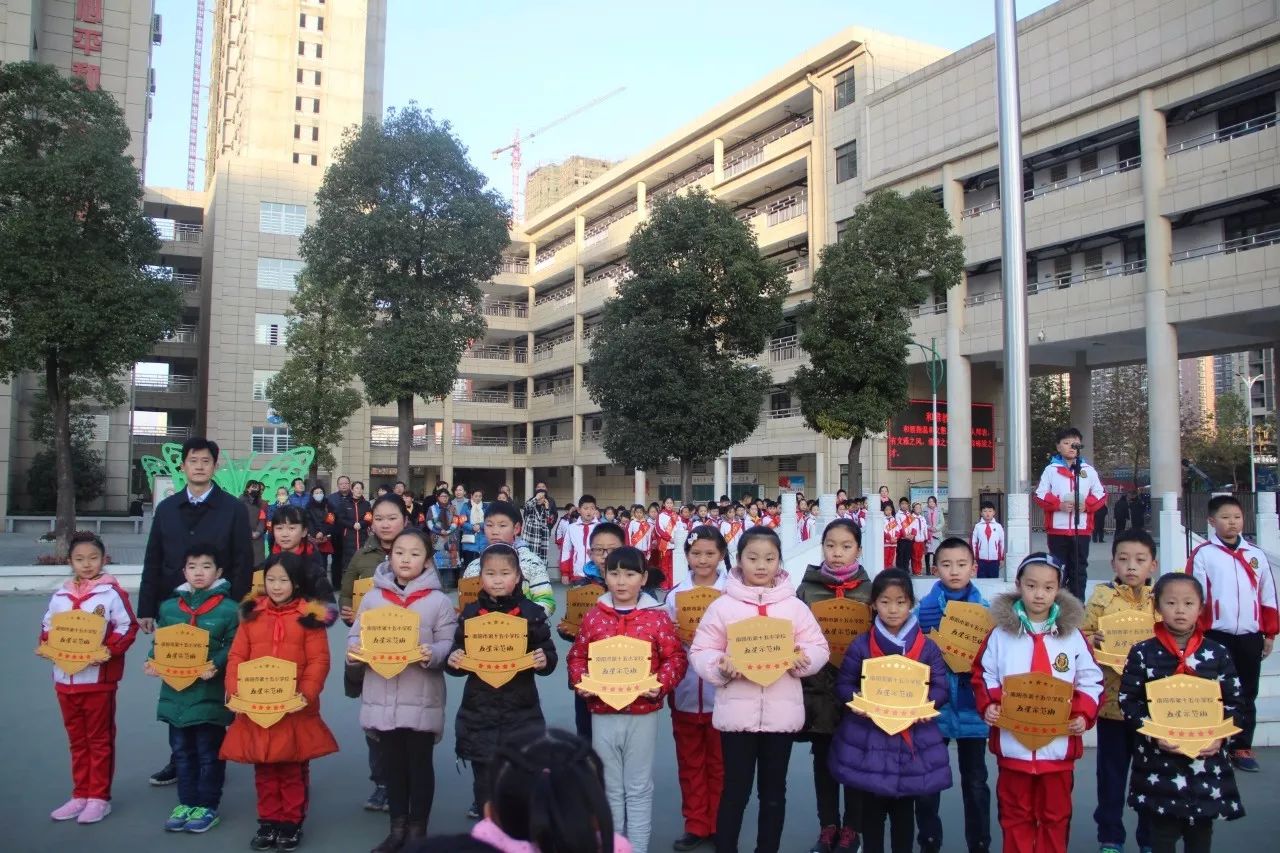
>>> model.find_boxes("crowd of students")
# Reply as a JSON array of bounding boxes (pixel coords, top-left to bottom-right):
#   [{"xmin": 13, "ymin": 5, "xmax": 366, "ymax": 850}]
[{"xmin": 37, "ymin": 434, "xmax": 1278, "ymax": 853}]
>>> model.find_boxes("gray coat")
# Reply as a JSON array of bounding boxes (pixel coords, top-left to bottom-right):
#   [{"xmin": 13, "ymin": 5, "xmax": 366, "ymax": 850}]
[{"xmin": 347, "ymin": 561, "xmax": 458, "ymax": 738}]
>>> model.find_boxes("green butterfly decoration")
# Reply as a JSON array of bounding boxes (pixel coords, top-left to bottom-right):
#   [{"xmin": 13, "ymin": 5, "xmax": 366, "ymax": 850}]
[{"xmin": 140, "ymin": 444, "xmax": 317, "ymax": 498}]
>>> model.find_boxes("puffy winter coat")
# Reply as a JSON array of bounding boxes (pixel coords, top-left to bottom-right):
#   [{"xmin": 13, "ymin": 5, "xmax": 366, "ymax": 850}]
[
  {"xmin": 830, "ymin": 620, "xmax": 953, "ymax": 797},
  {"xmin": 689, "ymin": 569, "xmax": 830, "ymax": 734},
  {"xmin": 220, "ymin": 594, "xmax": 338, "ymax": 765},
  {"xmin": 916, "ymin": 580, "xmax": 991, "ymax": 740},
  {"xmin": 462, "ymin": 541, "xmax": 557, "ymax": 617},
  {"xmin": 152, "ymin": 579, "xmax": 239, "ymax": 727},
  {"xmin": 340, "ymin": 538, "xmax": 393, "ymax": 610},
  {"xmin": 567, "ymin": 593, "xmax": 687, "ymax": 715},
  {"xmin": 1120, "ymin": 630, "xmax": 1244, "ymax": 822},
  {"xmin": 446, "ymin": 589, "xmax": 558, "ymax": 762},
  {"xmin": 40, "ymin": 574, "xmax": 138, "ymax": 693},
  {"xmin": 262, "ymin": 543, "xmax": 336, "ymax": 605},
  {"xmin": 1081, "ymin": 580, "xmax": 1156, "ymax": 720},
  {"xmin": 795, "ymin": 563, "xmax": 872, "ymax": 738},
  {"xmin": 348, "ymin": 563, "xmax": 457, "ymax": 738},
  {"xmin": 663, "ymin": 570, "xmax": 729, "ymax": 715}
]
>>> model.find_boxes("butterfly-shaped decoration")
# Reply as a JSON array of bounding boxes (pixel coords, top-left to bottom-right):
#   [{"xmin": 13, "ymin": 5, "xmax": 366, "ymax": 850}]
[{"xmin": 139, "ymin": 443, "xmax": 316, "ymax": 497}]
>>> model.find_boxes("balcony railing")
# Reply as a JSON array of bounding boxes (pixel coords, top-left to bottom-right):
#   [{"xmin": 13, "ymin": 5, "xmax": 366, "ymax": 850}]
[
  {"xmin": 582, "ymin": 429, "xmax": 603, "ymax": 447},
  {"xmin": 723, "ymin": 113, "xmax": 814, "ymax": 179},
  {"xmin": 764, "ymin": 405, "xmax": 802, "ymax": 420},
  {"xmin": 534, "ymin": 286, "xmax": 574, "ymax": 307},
  {"xmin": 909, "ymin": 301, "xmax": 948, "ymax": 318},
  {"xmin": 532, "ymin": 335, "xmax": 573, "ymax": 361},
  {"xmin": 1028, "ymin": 258, "xmax": 1147, "ymax": 294},
  {"xmin": 512, "ymin": 437, "xmax": 528, "ymax": 454},
  {"xmin": 649, "ymin": 160, "xmax": 713, "ymax": 204},
  {"xmin": 133, "ymin": 374, "xmax": 197, "ymax": 393},
  {"xmin": 464, "ymin": 344, "xmax": 528, "ymax": 363},
  {"xmin": 1171, "ymin": 228, "xmax": 1280, "ymax": 262},
  {"xmin": 764, "ymin": 190, "xmax": 808, "ymax": 227},
  {"xmin": 960, "ymin": 199, "xmax": 1001, "ymax": 220},
  {"xmin": 534, "ymin": 235, "xmax": 573, "ymax": 270},
  {"xmin": 169, "ymin": 272, "xmax": 200, "ymax": 289},
  {"xmin": 961, "ymin": 155, "xmax": 1142, "ymax": 218},
  {"xmin": 499, "ymin": 257, "xmax": 530, "ymax": 275},
  {"xmin": 133, "ymin": 426, "xmax": 192, "ymax": 443},
  {"xmin": 1166, "ymin": 112, "xmax": 1278, "ymax": 155},
  {"xmin": 369, "ymin": 435, "xmax": 438, "ymax": 449},
  {"xmin": 452, "ymin": 389, "xmax": 527, "ymax": 408},
  {"xmin": 768, "ymin": 335, "xmax": 798, "ymax": 362},
  {"xmin": 483, "ymin": 299, "xmax": 528, "ymax": 319},
  {"xmin": 964, "ymin": 289, "xmax": 1003, "ymax": 308},
  {"xmin": 583, "ymin": 201, "xmax": 638, "ymax": 247},
  {"xmin": 584, "ymin": 261, "xmax": 630, "ymax": 288},
  {"xmin": 161, "ymin": 324, "xmax": 198, "ymax": 343},
  {"xmin": 532, "ymin": 386, "xmax": 573, "ymax": 405},
  {"xmin": 531, "ymin": 435, "xmax": 570, "ymax": 454},
  {"xmin": 151, "ymin": 220, "xmax": 203, "ymax": 244},
  {"xmin": 453, "ymin": 435, "xmax": 515, "ymax": 449}
]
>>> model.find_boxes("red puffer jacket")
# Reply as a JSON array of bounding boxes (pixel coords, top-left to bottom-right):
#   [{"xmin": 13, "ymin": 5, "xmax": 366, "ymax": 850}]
[{"xmin": 567, "ymin": 593, "xmax": 686, "ymax": 715}]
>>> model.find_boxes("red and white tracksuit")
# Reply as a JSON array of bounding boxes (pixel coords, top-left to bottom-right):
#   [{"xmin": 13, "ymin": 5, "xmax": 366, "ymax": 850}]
[
  {"xmin": 800, "ymin": 514, "xmax": 818, "ymax": 542},
  {"xmin": 720, "ymin": 520, "xmax": 744, "ymax": 568},
  {"xmin": 1032, "ymin": 459, "xmax": 1107, "ymax": 537},
  {"xmin": 1188, "ymin": 532, "xmax": 1279, "ymax": 637},
  {"xmin": 972, "ymin": 520, "xmax": 1006, "ymax": 563},
  {"xmin": 882, "ymin": 517, "xmax": 901, "ymax": 569},
  {"xmin": 41, "ymin": 575, "xmax": 139, "ymax": 801},
  {"xmin": 905, "ymin": 513, "xmax": 927, "ymax": 575},
  {"xmin": 627, "ymin": 519, "xmax": 654, "ymax": 556},
  {"xmin": 558, "ymin": 518, "xmax": 600, "ymax": 582}
]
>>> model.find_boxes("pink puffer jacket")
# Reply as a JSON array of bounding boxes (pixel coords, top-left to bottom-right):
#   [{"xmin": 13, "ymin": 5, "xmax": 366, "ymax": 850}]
[{"xmin": 689, "ymin": 569, "xmax": 829, "ymax": 733}]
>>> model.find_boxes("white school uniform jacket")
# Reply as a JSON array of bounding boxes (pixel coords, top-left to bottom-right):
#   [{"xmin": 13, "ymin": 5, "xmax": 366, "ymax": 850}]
[
  {"xmin": 971, "ymin": 519, "xmax": 1006, "ymax": 562},
  {"xmin": 553, "ymin": 516, "xmax": 572, "ymax": 547},
  {"xmin": 1032, "ymin": 456, "xmax": 1107, "ymax": 536},
  {"xmin": 657, "ymin": 510, "xmax": 680, "ymax": 551},
  {"xmin": 41, "ymin": 574, "xmax": 139, "ymax": 692},
  {"xmin": 663, "ymin": 569, "xmax": 729, "ymax": 714},
  {"xmin": 911, "ymin": 514, "xmax": 928, "ymax": 544},
  {"xmin": 973, "ymin": 591, "xmax": 1103, "ymax": 773},
  {"xmin": 627, "ymin": 518, "xmax": 654, "ymax": 553},
  {"xmin": 1188, "ymin": 532, "xmax": 1279, "ymax": 637},
  {"xmin": 558, "ymin": 519, "xmax": 600, "ymax": 580},
  {"xmin": 800, "ymin": 514, "xmax": 819, "ymax": 542}
]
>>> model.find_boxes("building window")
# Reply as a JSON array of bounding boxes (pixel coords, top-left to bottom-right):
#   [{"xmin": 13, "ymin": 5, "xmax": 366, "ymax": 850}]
[
  {"xmin": 292, "ymin": 153, "xmax": 301, "ymax": 164},
  {"xmin": 313, "ymin": 70, "xmax": 321, "ymax": 85},
  {"xmin": 834, "ymin": 68, "xmax": 855, "ymax": 110},
  {"xmin": 312, "ymin": 98, "xmax": 320, "ymax": 114},
  {"xmin": 1079, "ymin": 150, "xmax": 1098, "ymax": 173},
  {"xmin": 315, "ymin": 43, "xmax": 322, "ymax": 59},
  {"xmin": 835, "ymin": 141, "xmax": 857, "ymax": 183},
  {"xmin": 252, "ymin": 427, "xmax": 294, "ymax": 454},
  {"xmin": 255, "ymin": 313, "xmax": 289, "ymax": 347},
  {"xmin": 836, "ymin": 216, "xmax": 854, "ymax": 242},
  {"xmin": 294, "ymin": 124, "xmax": 301, "ymax": 139},
  {"xmin": 299, "ymin": 13, "xmax": 307, "ymax": 27},
  {"xmin": 298, "ymin": 40, "xmax": 305, "ymax": 55},
  {"xmin": 311, "ymin": 126, "xmax": 319, "ymax": 141},
  {"xmin": 259, "ymin": 202, "xmax": 307, "ymax": 235},
  {"xmin": 1049, "ymin": 162, "xmax": 1068, "ymax": 183},
  {"xmin": 252, "ymin": 370, "xmax": 278, "ymax": 402},
  {"xmin": 309, "ymin": 154, "xmax": 318, "ymax": 166},
  {"xmin": 295, "ymin": 96, "xmax": 303, "ymax": 111},
  {"xmin": 316, "ymin": 16, "xmax": 324, "ymax": 31},
  {"xmin": 257, "ymin": 257, "xmax": 303, "ymax": 290}
]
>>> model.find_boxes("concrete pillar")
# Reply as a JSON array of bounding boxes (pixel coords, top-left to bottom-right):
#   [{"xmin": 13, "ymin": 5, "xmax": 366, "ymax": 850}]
[
  {"xmin": 634, "ymin": 468, "xmax": 646, "ymax": 506},
  {"xmin": 713, "ymin": 457, "xmax": 728, "ymax": 502},
  {"xmin": 574, "ymin": 214, "xmax": 585, "ymax": 249},
  {"xmin": 863, "ymin": 490, "xmax": 885, "ymax": 577},
  {"xmin": 941, "ymin": 163, "xmax": 973, "ymax": 534},
  {"xmin": 1069, "ymin": 352, "xmax": 1094, "ymax": 460},
  {"xmin": 713, "ymin": 137, "xmax": 725, "ymax": 184},
  {"xmin": 504, "ymin": 467, "xmax": 514, "ymax": 496},
  {"xmin": 637, "ymin": 181, "xmax": 647, "ymax": 219},
  {"xmin": 819, "ymin": 493, "xmax": 837, "ymax": 530},
  {"xmin": 1258, "ymin": 490, "xmax": 1280, "ymax": 556},
  {"xmin": 572, "ymin": 464, "xmax": 584, "ymax": 503},
  {"xmin": 1158, "ymin": 492, "xmax": 1188, "ymax": 574},
  {"xmin": 441, "ymin": 394, "xmax": 455, "ymax": 487},
  {"xmin": 524, "ymin": 466, "xmax": 535, "ymax": 500},
  {"xmin": 779, "ymin": 492, "xmax": 799, "ymax": 558},
  {"xmin": 814, "ymin": 447, "xmax": 827, "ymax": 496},
  {"xmin": 1005, "ymin": 493, "xmax": 1031, "ymax": 579},
  {"xmin": 1139, "ymin": 89, "xmax": 1182, "ymax": 505}
]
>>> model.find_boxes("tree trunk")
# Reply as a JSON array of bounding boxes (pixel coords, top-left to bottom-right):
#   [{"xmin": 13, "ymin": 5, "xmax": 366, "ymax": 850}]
[
  {"xmin": 396, "ymin": 395, "xmax": 414, "ymax": 482},
  {"xmin": 847, "ymin": 437, "xmax": 864, "ymax": 496},
  {"xmin": 46, "ymin": 360, "xmax": 77, "ymax": 560},
  {"xmin": 680, "ymin": 457, "xmax": 694, "ymax": 504}
]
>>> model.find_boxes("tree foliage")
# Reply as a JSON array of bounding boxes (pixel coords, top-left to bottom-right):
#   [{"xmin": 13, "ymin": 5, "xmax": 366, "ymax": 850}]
[
  {"xmin": 299, "ymin": 105, "xmax": 509, "ymax": 476},
  {"xmin": 1092, "ymin": 365, "xmax": 1150, "ymax": 485},
  {"xmin": 585, "ymin": 189, "xmax": 788, "ymax": 499},
  {"xmin": 790, "ymin": 189, "xmax": 964, "ymax": 494},
  {"xmin": 1030, "ymin": 374, "xmax": 1071, "ymax": 469},
  {"xmin": 0, "ymin": 63, "xmax": 181, "ymax": 552},
  {"xmin": 1182, "ymin": 391, "xmax": 1256, "ymax": 490},
  {"xmin": 26, "ymin": 386, "xmax": 105, "ymax": 511}
]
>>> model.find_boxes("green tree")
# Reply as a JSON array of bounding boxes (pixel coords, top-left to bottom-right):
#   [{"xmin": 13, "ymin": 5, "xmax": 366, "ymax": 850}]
[
  {"xmin": 1184, "ymin": 391, "xmax": 1253, "ymax": 489},
  {"xmin": 1030, "ymin": 374, "xmax": 1071, "ymax": 469},
  {"xmin": 267, "ymin": 273, "xmax": 363, "ymax": 480},
  {"xmin": 299, "ymin": 105, "xmax": 509, "ymax": 477},
  {"xmin": 585, "ymin": 189, "xmax": 788, "ymax": 500},
  {"xmin": 790, "ymin": 189, "xmax": 964, "ymax": 494},
  {"xmin": 0, "ymin": 63, "xmax": 181, "ymax": 554},
  {"xmin": 1092, "ymin": 365, "xmax": 1150, "ymax": 485},
  {"xmin": 26, "ymin": 388, "xmax": 105, "ymax": 511}
]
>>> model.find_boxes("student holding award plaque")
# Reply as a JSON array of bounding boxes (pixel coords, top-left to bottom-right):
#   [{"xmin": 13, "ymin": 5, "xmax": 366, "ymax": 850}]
[
  {"xmin": 41, "ymin": 532, "xmax": 139, "ymax": 826},
  {"xmin": 1121, "ymin": 573, "xmax": 1245, "ymax": 853},
  {"xmin": 347, "ymin": 529, "xmax": 458, "ymax": 851},
  {"xmin": 221, "ymin": 553, "xmax": 338, "ymax": 852},
  {"xmin": 690, "ymin": 528, "xmax": 829, "ymax": 853},
  {"xmin": 973, "ymin": 553, "xmax": 1104, "ymax": 853}
]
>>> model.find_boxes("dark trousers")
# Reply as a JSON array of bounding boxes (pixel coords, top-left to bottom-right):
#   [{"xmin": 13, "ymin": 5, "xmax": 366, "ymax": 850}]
[
  {"xmin": 1047, "ymin": 533, "xmax": 1090, "ymax": 600},
  {"xmin": 168, "ymin": 723, "xmax": 226, "ymax": 810},
  {"xmin": 366, "ymin": 730, "xmax": 385, "ymax": 786},
  {"xmin": 1207, "ymin": 629, "xmax": 1264, "ymax": 749},
  {"xmin": 895, "ymin": 540, "xmax": 913, "ymax": 571},
  {"xmin": 574, "ymin": 693, "xmax": 593, "ymax": 740},
  {"xmin": 1092, "ymin": 525, "xmax": 1106, "ymax": 543},
  {"xmin": 1149, "ymin": 813, "xmax": 1213, "ymax": 853},
  {"xmin": 377, "ymin": 729, "xmax": 436, "ymax": 823},
  {"xmin": 916, "ymin": 737, "xmax": 990, "ymax": 851},
  {"xmin": 471, "ymin": 761, "xmax": 489, "ymax": 812},
  {"xmin": 977, "ymin": 559, "xmax": 1001, "ymax": 579},
  {"xmin": 811, "ymin": 735, "xmax": 860, "ymax": 829},
  {"xmin": 860, "ymin": 792, "xmax": 914, "ymax": 853},
  {"xmin": 716, "ymin": 732, "xmax": 792, "ymax": 853},
  {"xmin": 1093, "ymin": 718, "xmax": 1150, "ymax": 846}
]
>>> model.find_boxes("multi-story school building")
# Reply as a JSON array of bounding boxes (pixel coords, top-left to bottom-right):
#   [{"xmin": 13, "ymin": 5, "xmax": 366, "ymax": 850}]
[{"xmin": 3, "ymin": 0, "xmax": 1279, "ymax": 536}]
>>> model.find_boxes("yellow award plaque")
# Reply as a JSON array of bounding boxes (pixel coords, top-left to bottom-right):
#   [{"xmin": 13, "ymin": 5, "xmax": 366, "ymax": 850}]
[
  {"xmin": 454, "ymin": 611, "xmax": 537, "ymax": 688},
  {"xmin": 152, "ymin": 623, "xmax": 213, "ymax": 690},
  {"xmin": 557, "ymin": 585, "xmax": 605, "ymax": 638},
  {"xmin": 993, "ymin": 671, "xmax": 1074, "ymax": 750},
  {"xmin": 728, "ymin": 615, "xmax": 796, "ymax": 688},
  {"xmin": 849, "ymin": 654, "xmax": 941, "ymax": 735},
  {"xmin": 1138, "ymin": 673, "xmax": 1241, "ymax": 758},
  {"xmin": 674, "ymin": 587, "xmax": 722, "ymax": 644},
  {"xmin": 226, "ymin": 656, "xmax": 307, "ymax": 727},
  {"xmin": 456, "ymin": 576, "xmax": 483, "ymax": 612},
  {"xmin": 251, "ymin": 569, "xmax": 265, "ymax": 598},
  {"xmin": 576, "ymin": 635, "xmax": 660, "ymax": 710},
  {"xmin": 36, "ymin": 610, "xmax": 109, "ymax": 676},
  {"xmin": 348, "ymin": 606, "xmax": 425, "ymax": 678},
  {"xmin": 1094, "ymin": 610, "xmax": 1156, "ymax": 671},
  {"xmin": 351, "ymin": 576, "xmax": 375, "ymax": 615},
  {"xmin": 935, "ymin": 601, "xmax": 995, "ymax": 674},
  {"xmin": 810, "ymin": 598, "xmax": 872, "ymax": 667}
]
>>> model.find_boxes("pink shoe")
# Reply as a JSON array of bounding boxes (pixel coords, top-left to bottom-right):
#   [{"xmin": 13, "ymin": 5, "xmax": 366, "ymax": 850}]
[
  {"xmin": 50, "ymin": 798, "xmax": 87, "ymax": 821},
  {"xmin": 76, "ymin": 799, "xmax": 111, "ymax": 824}
]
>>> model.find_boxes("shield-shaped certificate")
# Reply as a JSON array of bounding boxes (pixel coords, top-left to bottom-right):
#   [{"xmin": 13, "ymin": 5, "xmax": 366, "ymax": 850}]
[
  {"xmin": 810, "ymin": 598, "xmax": 872, "ymax": 667},
  {"xmin": 151, "ymin": 623, "xmax": 212, "ymax": 690},
  {"xmin": 576, "ymin": 635, "xmax": 661, "ymax": 711},
  {"xmin": 557, "ymin": 585, "xmax": 605, "ymax": 638},
  {"xmin": 226, "ymin": 655, "xmax": 307, "ymax": 727},
  {"xmin": 993, "ymin": 671, "xmax": 1074, "ymax": 750},
  {"xmin": 36, "ymin": 610, "xmax": 109, "ymax": 676},
  {"xmin": 351, "ymin": 576, "xmax": 375, "ymax": 614},
  {"xmin": 1094, "ymin": 610, "xmax": 1156, "ymax": 671},
  {"xmin": 674, "ymin": 587, "xmax": 722, "ymax": 644},
  {"xmin": 454, "ymin": 611, "xmax": 537, "ymax": 688},
  {"xmin": 850, "ymin": 654, "xmax": 940, "ymax": 735},
  {"xmin": 728, "ymin": 615, "xmax": 796, "ymax": 688},
  {"xmin": 1138, "ymin": 673, "xmax": 1241, "ymax": 758},
  {"xmin": 348, "ymin": 607, "xmax": 425, "ymax": 678},
  {"xmin": 251, "ymin": 569, "xmax": 265, "ymax": 598},
  {"xmin": 935, "ymin": 601, "xmax": 995, "ymax": 674},
  {"xmin": 456, "ymin": 576, "xmax": 483, "ymax": 612}
]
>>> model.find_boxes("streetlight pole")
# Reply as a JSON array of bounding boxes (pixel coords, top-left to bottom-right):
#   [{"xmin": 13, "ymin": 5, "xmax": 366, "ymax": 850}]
[
  {"xmin": 909, "ymin": 339, "xmax": 946, "ymax": 500},
  {"xmin": 1244, "ymin": 373, "xmax": 1264, "ymax": 495}
]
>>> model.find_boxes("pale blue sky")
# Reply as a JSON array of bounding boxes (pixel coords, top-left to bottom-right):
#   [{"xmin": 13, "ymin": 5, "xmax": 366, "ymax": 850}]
[{"xmin": 145, "ymin": 0, "xmax": 1056, "ymax": 194}]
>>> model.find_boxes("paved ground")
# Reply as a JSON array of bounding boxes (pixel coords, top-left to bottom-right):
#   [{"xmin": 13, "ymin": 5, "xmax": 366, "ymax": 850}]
[{"xmin": 3, "ymin": 589, "xmax": 1278, "ymax": 853}]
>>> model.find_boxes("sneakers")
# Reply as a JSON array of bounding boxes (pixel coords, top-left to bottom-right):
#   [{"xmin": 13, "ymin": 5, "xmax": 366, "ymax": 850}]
[
  {"xmin": 1232, "ymin": 749, "xmax": 1261, "ymax": 772},
  {"xmin": 184, "ymin": 807, "xmax": 219, "ymax": 833},
  {"xmin": 673, "ymin": 833, "xmax": 712, "ymax": 851},
  {"xmin": 50, "ymin": 798, "xmax": 87, "ymax": 821},
  {"xmin": 149, "ymin": 762, "xmax": 178, "ymax": 786},
  {"xmin": 919, "ymin": 838, "xmax": 941, "ymax": 853},
  {"xmin": 466, "ymin": 801, "xmax": 482, "ymax": 820},
  {"xmin": 276, "ymin": 823, "xmax": 303, "ymax": 851},
  {"xmin": 364, "ymin": 785, "xmax": 389, "ymax": 812},
  {"xmin": 249, "ymin": 821, "xmax": 278, "ymax": 851},
  {"xmin": 811, "ymin": 825, "xmax": 839, "ymax": 853},
  {"xmin": 1099, "ymin": 846, "xmax": 1123, "ymax": 853},
  {"xmin": 77, "ymin": 799, "xmax": 111, "ymax": 824},
  {"xmin": 835, "ymin": 827, "xmax": 860, "ymax": 853},
  {"xmin": 165, "ymin": 805, "xmax": 192, "ymax": 831}
]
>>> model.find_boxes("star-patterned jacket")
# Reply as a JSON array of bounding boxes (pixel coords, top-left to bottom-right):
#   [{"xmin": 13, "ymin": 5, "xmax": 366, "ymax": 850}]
[{"xmin": 1119, "ymin": 632, "xmax": 1245, "ymax": 823}]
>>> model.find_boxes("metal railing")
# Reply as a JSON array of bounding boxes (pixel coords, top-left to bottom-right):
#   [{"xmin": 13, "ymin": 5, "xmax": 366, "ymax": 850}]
[
  {"xmin": 531, "ymin": 435, "xmax": 567, "ymax": 454},
  {"xmin": 1171, "ymin": 228, "xmax": 1280, "ymax": 262},
  {"xmin": 964, "ymin": 289, "xmax": 1003, "ymax": 307},
  {"xmin": 483, "ymin": 300, "xmax": 528, "ymax": 319},
  {"xmin": 162, "ymin": 324, "xmax": 198, "ymax": 343},
  {"xmin": 512, "ymin": 437, "xmax": 528, "ymax": 454},
  {"xmin": 463, "ymin": 345, "xmax": 528, "ymax": 363},
  {"xmin": 764, "ymin": 405, "xmax": 802, "ymax": 420},
  {"xmin": 961, "ymin": 259, "xmax": 1147, "ymax": 305},
  {"xmin": 452, "ymin": 389, "xmax": 526, "ymax": 407},
  {"xmin": 1166, "ymin": 112, "xmax": 1278, "ymax": 155},
  {"xmin": 169, "ymin": 273, "xmax": 200, "ymax": 289},
  {"xmin": 454, "ymin": 435, "xmax": 514, "ymax": 449},
  {"xmin": 960, "ymin": 199, "xmax": 1001, "ymax": 219},
  {"xmin": 532, "ymin": 336, "xmax": 573, "ymax": 361},
  {"xmin": 152, "ymin": 220, "xmax": 204, "ymax": 243},
  {"xmin": 723, "ymin": 113, "xmax": 814, "ymax": 179},
  {"xmin": 960, "ymin": 155, "xmax": 1142, "ymax": 218},
  {"xmin": 133, "ymin": 426, "xmax": 192, "ymax": 442},
  {"xmin": 765, "ymin": 191, "xmax": 808, "ymax": 227},
  {"xmin": 583, "ymin": 202, "xmax": 638, "ymax": 247},
  {"xmin": 909, "ymin": 301, "xmax": 949, "ymax": 318},
  {"xmin": 582, "ymin": 430, "xmax": 603, "ymax": 446},
  {"xmin": 534, "ymin": 286, "xmax": 574, "ymax": 307},
  {"xmin": 585, "ymin": 261, "xmax": 630, "ymax": 288},
  {"xmin": 768, "ymin": 335, "xmax": 798, "ymax": 362},
  {"xmin": 368, "ymin": 435, "xmax": 437, "ymax": 449},
  {"xmin": 500, "ymin": 257, "xmax": 530, "ymax": 275},
  {"xmin": 133, "ymin": 374, "xmax": 196, "ymax": 393}
]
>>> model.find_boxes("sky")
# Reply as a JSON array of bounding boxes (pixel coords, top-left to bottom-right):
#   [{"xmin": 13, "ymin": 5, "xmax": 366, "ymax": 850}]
[{"xmin": 144, "ymin": 0, "xmax": 1057, "ymax": 194}]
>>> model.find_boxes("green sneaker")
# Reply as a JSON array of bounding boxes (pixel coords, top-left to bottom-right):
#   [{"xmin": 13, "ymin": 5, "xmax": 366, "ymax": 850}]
[
  {"xmin": 164, "ymin": 805, "xmax": 192, "ymax": 832},
  {"xmin": 184, "ymin": 806, "xmax": 220, "ymax": 833}
]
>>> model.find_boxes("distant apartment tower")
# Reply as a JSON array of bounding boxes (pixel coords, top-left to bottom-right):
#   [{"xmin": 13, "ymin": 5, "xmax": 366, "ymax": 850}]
[
  {"xmin": 1213, "ymin": 349, "xmax": 1276, "ymax": 416},
  {"xmin": 1178, "ymin": 357, "xmax": 1216, "ymax": 427},
  {"xmin": 525, "ymin": 156, "xmax": 614, "ymax": 218}
]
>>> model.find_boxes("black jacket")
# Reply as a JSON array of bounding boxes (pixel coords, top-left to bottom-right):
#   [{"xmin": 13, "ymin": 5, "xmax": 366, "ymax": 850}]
[
  {"xmin": 139, "ymin": 484, "xmax": 254, "ymax": 618},
  {"xmin": 446, "ymin": 589, "xmax": 558, "ymax": 763}
]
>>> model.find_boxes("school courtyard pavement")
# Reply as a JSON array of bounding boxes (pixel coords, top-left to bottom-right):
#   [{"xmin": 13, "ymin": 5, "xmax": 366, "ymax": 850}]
[{"xmin": 2, "ymin": 586, "xmax": 1279, "ymax": 853}]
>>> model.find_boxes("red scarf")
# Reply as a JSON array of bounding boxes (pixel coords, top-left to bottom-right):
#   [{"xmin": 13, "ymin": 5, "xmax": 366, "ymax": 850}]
[
  {"xmin": 381, "ymin": 587, "xmax": 434, "ymax": 608},
  {"xmin": 1215, "ymin": 541, "xmax": 1258, "ymax": 589},
  {"xmin": 478, "ymin": 605, "xmax": 520, "ymax": 616},
  {"xmin": 179, "ymin": 594, "xmax": 225, "ymax": 625},
  {"xmin": 254, "ymin": 597, "xmax": 301, "ymax": 657},
  {"xmin": 826, "ymin": 579, "xmax": 865, "ymax": 599},
  {"xmin": 1153, "ymin": 622, "xmax": 1205, "ymax": 675}
]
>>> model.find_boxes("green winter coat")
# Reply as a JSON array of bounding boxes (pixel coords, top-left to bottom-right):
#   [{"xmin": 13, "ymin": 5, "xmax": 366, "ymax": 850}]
[
  {"xmin": 340, "ymin": 538, "xmax": 391, "ymax": 610},
  {"xmin": 151, "ymin": 579, "xmax": 239, "ymax": 728},
  {"xmin": 795, "ymin": 564, "xmax": 872, "ymax": 738}
]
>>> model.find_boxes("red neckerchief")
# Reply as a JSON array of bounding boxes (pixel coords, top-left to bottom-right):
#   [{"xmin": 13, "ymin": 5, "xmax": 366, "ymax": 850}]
[
  {"xmin": 381, "ymin": 587, "xmax": 433, "ymax": 608},
  {"xmin": 62, "ymin": 576, "xmax": 107, "ymax": 610},
  {"xmin": 179, "ymin": 594, "xmax": 225, "ymax": 625},
  {"xmin": 254, "ymin": 597, "xmax": 301, "ymax": 657},
  {"xmin": 1153, "ymin": 622, "xmax": 1205, "ymax": 675},
  {"xmin": 478, "ymin": 605, "xmax": 520, "ymax": 616},
  {"xmin": 825, "ymin": 578, "xmax": 865, "ymax": 599},
  {"xmin": 1215, "ymin": 540, "xmax": 1258, "ymax": 589},
  {"xmin": 272, "ymin": 542, "xmax": 314, "ymax": 557},
  {"xmin": 868, "ymin": 626, "xmax": 928, "ymax": 745}
]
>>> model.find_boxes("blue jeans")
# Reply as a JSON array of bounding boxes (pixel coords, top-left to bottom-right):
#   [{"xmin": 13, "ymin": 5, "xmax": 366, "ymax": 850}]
[
  {"xmin": 915, "ymin": 737, "xmax": 991, "ymax": 851},
  {"xmin": 168, "ymin": 723, "xmax": 227, "ymax": 809},
  {"xmin": 1094, "ymin": 717, "xmax": 1150, "ymax": 847}
]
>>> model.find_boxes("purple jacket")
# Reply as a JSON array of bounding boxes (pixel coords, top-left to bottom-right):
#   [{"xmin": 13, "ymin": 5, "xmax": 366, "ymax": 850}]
[{"xmin": 829, "ymin": 622, "xmax": 953, "ymax": 798}]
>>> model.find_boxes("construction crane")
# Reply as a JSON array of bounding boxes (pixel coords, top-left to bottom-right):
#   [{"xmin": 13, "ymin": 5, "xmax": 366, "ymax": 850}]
[
  {"xmin": 492, "ymin": 86, "xmax": 625, "ymax": 225},
  {"xmin": 186, "ymin": 0, "xmax": 207, "ymax": 190}
]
